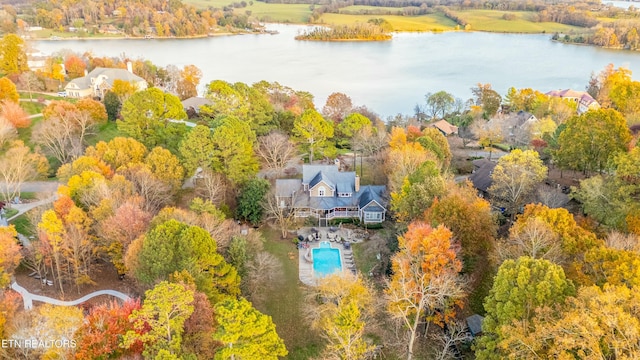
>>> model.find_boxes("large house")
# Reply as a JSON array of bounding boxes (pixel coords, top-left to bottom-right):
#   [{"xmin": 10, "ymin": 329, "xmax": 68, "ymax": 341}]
[
  {"xmin": 64, "ymin": 63, "xmax": 147, "ymax": 99},
  {"xmin": 546, "ymin": 89, "xmax": 600, "ymax": 114},
  {"xmin": 276, "ymin": 164, "xmax": 387, "ymax": 225}
]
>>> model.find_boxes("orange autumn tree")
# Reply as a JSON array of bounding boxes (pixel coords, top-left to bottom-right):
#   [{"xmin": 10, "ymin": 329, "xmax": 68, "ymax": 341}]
[{"xmin": 386, "ymin": 222, "xmax": 465, "ymax": 360}]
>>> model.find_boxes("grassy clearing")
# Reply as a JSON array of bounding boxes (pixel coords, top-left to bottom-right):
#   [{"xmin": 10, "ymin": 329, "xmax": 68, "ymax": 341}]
[
  {"xmin": 339, "ymin": 5, "xmax": 404, "ymax": 14},
  {"xmin": 87, "ymin": 121, "xmax": 122, "ymax": 146},
  {"xmin": 260, "ymin": 227, "xmax": 322, "ymax": 359},
  {"xmin": 20, "ymin": 192, "xmax": 37, "ymax": 200},
  {"xmin": 9, "ymin": 213, "xmax": 32, "ymax": 236},
  {"xmin": 319, "ymin": 13, "xmax": 457, "ymax": 32},
  {"xmin": 32, "ymin": 29, "xmax": 122, "ymax": 39},
  {"xmin": 17, "ymin": 116, "xmax": 43, "ymax": 149},
  {"xmin": 454, "ymin": 10, "xmax": 583, "ymax": 33},
  {"xmin": 240, "ymin": 3, "xmax": 312, "ymax": 23},
  {"xmin": 184, "ymin": 0, "xmax": 233, "ymax": 8},
  {"xmin": 20, "ymin": 101, "xmax": 45, "ymax": 115}
]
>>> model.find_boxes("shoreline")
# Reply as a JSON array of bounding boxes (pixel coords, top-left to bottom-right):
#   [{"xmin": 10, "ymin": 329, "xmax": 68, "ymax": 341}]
[{"xmin": 30, "ymin": 31, "xmax": 254, "ymax": 41}]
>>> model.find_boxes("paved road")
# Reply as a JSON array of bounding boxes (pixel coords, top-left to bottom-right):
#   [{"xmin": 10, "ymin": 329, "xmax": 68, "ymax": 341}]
[
  {"xmin": 7, "ymin": 195, "xmax": 58, "ymax": 222},
  {"xmin": 11, "ymin": 281, "xmax": 131, "ymax": 310},
  {"xmin": 0, "ymin": 181, "xmax": 61, "ymax": 193}
]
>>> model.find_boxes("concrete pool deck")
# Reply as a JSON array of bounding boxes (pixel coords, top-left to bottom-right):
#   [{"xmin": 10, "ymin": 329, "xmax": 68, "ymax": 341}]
[{"xmin": 298, "ymin": 238, "xmax": 359, "ymax": 286}]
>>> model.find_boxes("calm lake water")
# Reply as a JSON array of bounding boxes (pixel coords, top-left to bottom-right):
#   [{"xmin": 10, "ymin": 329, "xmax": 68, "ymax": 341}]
[{"xmin": 33, "ymin": 24, "xmax": 640, "ymax": 117}]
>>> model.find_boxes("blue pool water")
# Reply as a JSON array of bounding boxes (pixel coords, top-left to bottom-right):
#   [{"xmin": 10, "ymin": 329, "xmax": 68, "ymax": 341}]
[{"xmin": 312, "ymin": 241, "xmax": 342, "ymax": 277}]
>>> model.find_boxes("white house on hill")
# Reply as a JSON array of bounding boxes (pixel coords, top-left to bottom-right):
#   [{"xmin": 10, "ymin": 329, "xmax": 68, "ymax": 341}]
[{"xmin": 64, "ymin": 62, "xmax": 147, "ymax": 99}]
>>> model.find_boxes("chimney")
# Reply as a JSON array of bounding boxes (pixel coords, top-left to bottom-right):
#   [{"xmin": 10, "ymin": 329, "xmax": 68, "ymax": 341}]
[
  {"xmin": 126, "ymin": 61, "xmax": 133, "ymax": 73},
  {"xmin": 355, "ymin": 175, "xmax": 360, "ymax": 193}
]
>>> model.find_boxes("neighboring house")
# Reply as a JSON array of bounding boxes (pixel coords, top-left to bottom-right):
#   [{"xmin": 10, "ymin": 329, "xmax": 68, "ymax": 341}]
[
  {"xmin": 506, "ymin": 110, "xmax": 538, "ymax": 146},
  {"xmin": 469, "ymin": 159, "xmax": 496, "ymax": 198},
  {"xmin": 64, "ymin": 63, "xmax": 147, "ymax": 99},
  {"xmin": 430, "ymin": 119, "xmax": 459, "ymax": 136},
  {"xmin": 275, "ymin": 164, "xmax": 387, "ymax": 225},
  {"xmin": 181, "ymin": 96, "xmax": 213, "ymax": 114},
  {"xmin": 546, "ymin": 89, "xmax": 601, "ymax": 114}
]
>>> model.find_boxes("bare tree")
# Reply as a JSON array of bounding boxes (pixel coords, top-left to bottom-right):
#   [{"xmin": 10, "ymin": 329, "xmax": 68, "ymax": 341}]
[
  {"xmin": 429, "ymin": 320, "xmax": 471, "ymax": 360},
  {"xmin": 263, "ymin": 189, "xmax": 296, "ymax": 239},
  {"xmin": 0, "ymin": 116, "xmax": 17, "ymax": 148},
  {"xmin": 32, "ymin": 110, "xmax": 97, "ymax": 164},
  {"xmin": 244, "ymin": 251, "xmax": 284, "ymax": 306},
  {"xmin": 17, "ymin": 71, "xmax": 43, "ymax": 102},
  {"xmin": 256, "ymin": 131, "xmax": 297, "ymax": 178},
  {"xmin": 535, "ymin": 184, "xmax": 568, "ymax": 209},
  {"xmin": 195, "ymin": 167, "xmax": 228, "ymax": 205},
  {"xmin": 352, "ymin": 123, "xmax": 388, "ymax": 157},
  {"xmin": 497, "ymin": 217, "xmax": 562, "ymax": 263},
  {"xmin": 121, "ymin": 165, "xmax": 172, "ymax": 213},
  {"xmin": 605, "ymin": 231, "xmax": 640, "ymax": 252},
  {"xmin": 0, "ymin": 142, "xmax": 48, "ymax": 205}
]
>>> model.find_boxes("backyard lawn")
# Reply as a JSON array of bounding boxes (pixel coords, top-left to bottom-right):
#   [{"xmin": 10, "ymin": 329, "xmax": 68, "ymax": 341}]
[{"xmin": 260, "ymin": 227, "xmax": 322, "ymax": 359}]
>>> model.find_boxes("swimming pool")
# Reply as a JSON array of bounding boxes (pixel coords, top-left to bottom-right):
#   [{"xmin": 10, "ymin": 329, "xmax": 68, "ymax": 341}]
[{"xmin": 312, "ymin": 241, "xmax": 342, "ymax": 277}]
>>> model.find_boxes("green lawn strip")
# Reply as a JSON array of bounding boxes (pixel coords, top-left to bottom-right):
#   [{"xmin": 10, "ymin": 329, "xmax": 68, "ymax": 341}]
[
  {"xmin": 319, "ymin": 13, "xmax": 456, "ymax": 31},
  {"xmin": 260, "ymin": 227, "xmax": 322, "ymax": 359},
  {"xmin": 183, "ymin": 0, "xmax": 234, "ymax": 8},
  {"xmin": 8, "ymin": 213, "xmax": 33, "ymax": 236},
  {"xmin": 19, "ymin": 101, "xmax": 46, "ymax": 115},
  {"xmin": 351, "ymin": 242, "xmax": 378, "ymax": 275},
  {"xmin": 239, "ymin": 3, "xmax": 312, "ymax": 23},
  {"xmin": 4, "ymin": 208, "xmax": 18, "ymax": 218},
  {"xmin": 454, "ymin": 9, "xmax": 583, "ymax": 33},
  {"xmin": 17, "ymin": 115, "xmax": 43, "ymax": 149},
  {"xmin": 339, "ymin": 5, "xmax": 404, "ymax": 14},
  {"xmin": 20, "ymin": 192, "xmax": 37, "ymax": 200}
]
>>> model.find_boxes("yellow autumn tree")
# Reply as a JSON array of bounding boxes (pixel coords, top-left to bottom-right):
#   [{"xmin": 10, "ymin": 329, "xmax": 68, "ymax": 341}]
[{"xmin": 309, "ymin": 274, "xmax": 378, "ymax": 360}]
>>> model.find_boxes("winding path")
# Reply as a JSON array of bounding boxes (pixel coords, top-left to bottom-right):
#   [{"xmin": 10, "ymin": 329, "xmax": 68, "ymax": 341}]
[{"xmin": 10, "ymin": 281, "xmax": 131, "ymax": 310}]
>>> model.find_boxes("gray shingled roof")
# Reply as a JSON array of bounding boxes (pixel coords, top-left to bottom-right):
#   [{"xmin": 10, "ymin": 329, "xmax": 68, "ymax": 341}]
[
  {"xmin": 309, "ymin": 171, "xmax": 335, "ymax": 190},
  {"xmin": 302, "ymin": 165, "xmax": 355, "ymax": 190},
  {"xmin": 275, "ymin": 179, "xmax": 302, "ymax": 197},
  {"xmin": 469, "ymin": 159, "xmax": 496, "ymax": 193},
  {"xmin": 67, "ymin": 67, "xmax": 146, "ymax": 89},
  {"xmin": 466, "ymin": 314, "xmax": 484, "ymax": 336},
  {"xmin": 182, "ymin": 96, "xmax": 213, "ymax": 110},
  {"xmin": 357, "ymin": 185, "xmax": 386, "ymax": 209}
]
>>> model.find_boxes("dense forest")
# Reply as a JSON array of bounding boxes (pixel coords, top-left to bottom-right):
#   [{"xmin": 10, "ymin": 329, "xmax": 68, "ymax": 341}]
[{"xmin": 0, "ymin": 0, "xmax": 256, "ymax": 37}]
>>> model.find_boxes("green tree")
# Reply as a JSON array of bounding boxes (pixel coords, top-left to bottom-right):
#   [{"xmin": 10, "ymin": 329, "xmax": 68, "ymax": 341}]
[
  {"xmin": 210, "ymin": 116, "xmax": 258, "ymax": 185},
  {"xmin": 213, "ymin": 298, "xmax": 288, "ymax": 360},
  {"xmin": 555, "ymin": 108, "xmax": 631, "ymax": 174},
  {"xmin": 103, "ymin": 91, "xmax": 121, "ymax": 122},
  {"xmin": 474, "ymin": 257, "xmax": 575, "ymax": 360},
  {"xmin": 178, "ymin": 124, "xmax": 214, "ymax": 176},
  {"xmin": 117, "ymin": 88, "xmax": 188, "ymax": 153},
  {"xmin": 488, "ymin": 149, "xmax": 547, "ymax": 217},
  {"xmin": 236, "ymin": 177, "xmax": 270, "ymax": 225},
  {"xmin": 202, "ymin": 80, "xmax": 248, "ymax": 119},
  {"xmin": 425, "ymin": 91, "xmax": 455, "ymax": 119},
  {"xmin": 391, "ymin": 161, "xmax": 446, "ymax": 223},
  {"xmin": 122, "ymin": 281, "xmax": 195, "ymax": 358},
  {"xmin": 293, "ymin": 109, "xmax": 334, "ymax": 162},
  {"xmin": 0, "ymin": 34, "xmax": 28, "ymax": 75},
  {"xmin": 310, "ymin": 275, "xmax": 377, "ymax": 360},
  {"xmin": 336, "ymin": 112, "xmax": 371, "ymax": 148},
  {"xmin": 471, "ymin": 83, "xmax": 502, "ymax": 118},
  {"xmin": 0, "ymin": 77, "xmax": 18, "ymax": 103},
  {"xmin": 145, "ymin": 146, "xmax": 185, "ymax": 191},
  {"xmin": 132, "ymin": 219, "xmax": 240, "ymax": 303}
]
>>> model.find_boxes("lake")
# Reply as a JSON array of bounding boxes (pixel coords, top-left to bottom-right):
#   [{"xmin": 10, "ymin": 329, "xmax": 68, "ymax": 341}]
[{"xmin": 33, "ymin": 24, "xmax": 640, "ymax": 118}]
